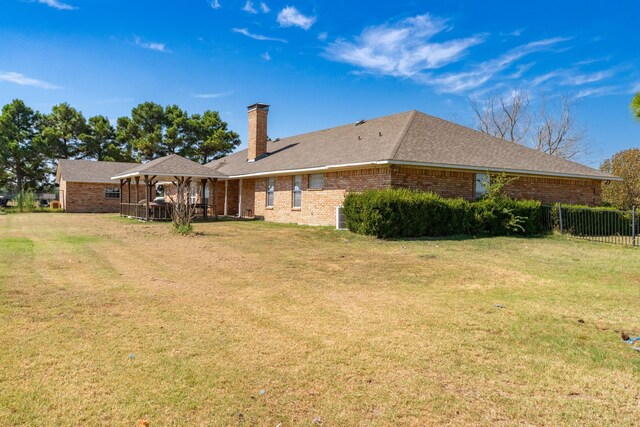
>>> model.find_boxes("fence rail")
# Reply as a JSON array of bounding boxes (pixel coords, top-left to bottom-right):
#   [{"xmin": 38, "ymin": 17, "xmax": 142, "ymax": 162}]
[
  {"xmin": 120, "ymin": 203, "xmax": 172, "ymax": 221},
  {"xmin": 542, "ymin": 204, "xmax": 638, "ymax": 247}
]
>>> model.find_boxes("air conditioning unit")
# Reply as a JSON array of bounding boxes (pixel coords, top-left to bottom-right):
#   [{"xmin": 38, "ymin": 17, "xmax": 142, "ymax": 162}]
[{"xmin": 335, "ymin": 206, "xmax": 347, "ymax": 230}]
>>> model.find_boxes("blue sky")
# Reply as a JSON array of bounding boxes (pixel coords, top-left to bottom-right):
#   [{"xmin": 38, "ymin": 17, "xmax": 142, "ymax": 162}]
[{"xmin": 1, "ymin": 0, "xmax": 639, "ymax": 167}]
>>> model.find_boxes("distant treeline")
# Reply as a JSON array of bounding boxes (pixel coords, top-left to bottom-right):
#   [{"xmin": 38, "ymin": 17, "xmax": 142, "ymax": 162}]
[{"xmin": 0, "ymin": 99, "xmax": 240, "ymax": 193}]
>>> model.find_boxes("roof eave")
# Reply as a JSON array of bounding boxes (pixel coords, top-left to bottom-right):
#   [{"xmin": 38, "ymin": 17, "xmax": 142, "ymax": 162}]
[
  {"xmin": 111, "ymin": 171, "xmax": 228, "ymax": 180},
  {"xmin": 222, "ymin": 159, "xmax": 620, "ymax": 181}
]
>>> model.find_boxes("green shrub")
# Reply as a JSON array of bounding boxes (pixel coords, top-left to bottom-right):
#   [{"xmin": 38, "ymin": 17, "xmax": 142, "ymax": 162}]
[
  {"xmin": 172, "ymin": 223, "xmax": 193, "ymax": 236},
  {"xmin": 12, "ymin": 191, "xmax": 38, "ymax": 213},
  {"xmin": 343, "ymin": 189, "xmax": 543, "ymax": 239}
]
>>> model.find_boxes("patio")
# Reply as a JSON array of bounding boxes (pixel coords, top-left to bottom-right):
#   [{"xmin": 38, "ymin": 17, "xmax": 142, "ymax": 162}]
[{"xmin": 111, "ymin": 154, "xmax": 228, "ymax": 221}]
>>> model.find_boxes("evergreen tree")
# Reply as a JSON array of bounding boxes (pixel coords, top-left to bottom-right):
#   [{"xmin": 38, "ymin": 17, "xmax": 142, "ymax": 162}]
[{"xmin": 0, "ymin": 100, "xmax": 48, "ymax": 193}]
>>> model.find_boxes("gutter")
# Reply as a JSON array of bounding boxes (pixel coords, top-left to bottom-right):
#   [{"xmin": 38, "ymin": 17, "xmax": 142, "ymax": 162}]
[{"xmin": 221, "ymin": 160, "xmax": 621, "ymax": 182}]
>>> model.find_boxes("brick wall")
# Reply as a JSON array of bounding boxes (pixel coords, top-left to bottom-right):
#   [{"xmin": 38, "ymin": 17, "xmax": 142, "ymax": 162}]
[
  {"xmin": 251, "ymin": 167, "xmax": 392, "ymax": 226},
  {"xmin": 61, "ymin": 180, "xmax": 150, "ymax": 213},
  {"xmin": 504, "ymin": 176, "xmax": 601, "ymax": 206},
  {"xmin": 390, "ymin": 166, "xmax": 601, "ymax": 206},
  {"xmin": 391, "ymin": 166, "xmax": 475, "ymax": 200},
  {"xmin": 237, "ymin": 165, "xmax": 602, "ymax": 226}
]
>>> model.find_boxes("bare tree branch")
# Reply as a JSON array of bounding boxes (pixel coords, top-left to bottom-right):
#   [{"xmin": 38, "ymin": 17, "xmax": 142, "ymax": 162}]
[
  {"xmin": 470, "ymin": 90, "xmax": 530, "ymax": 143},
  {"xmin": 470, "ymin": 90, "xmax": 589, "ymax": 160}
]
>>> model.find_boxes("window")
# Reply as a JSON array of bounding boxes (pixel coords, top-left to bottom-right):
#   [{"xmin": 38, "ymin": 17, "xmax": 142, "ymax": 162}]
[
  {"xmin": 309, "ymin": 173, "xmax": 324, "ymax": 190},
  {"xmin": 475, "ymin": 173, "xmax": 490, "ymax": 199},
  {"xmin": 292, "ymin": 175, "xmax": 302, "ymax": 208},
  {"xmin": 266, "ymin": 177, "xmax": 275, "ymax": 207},
  {"xmin": 104, "ymin": 188, "xmax": 120, "ymax": 199}
]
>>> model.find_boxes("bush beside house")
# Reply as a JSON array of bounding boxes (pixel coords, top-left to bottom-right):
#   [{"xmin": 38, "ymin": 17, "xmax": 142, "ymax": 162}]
[{"xmin": 343, "ymin": 189, "xmax": 544, "ymax": 238}]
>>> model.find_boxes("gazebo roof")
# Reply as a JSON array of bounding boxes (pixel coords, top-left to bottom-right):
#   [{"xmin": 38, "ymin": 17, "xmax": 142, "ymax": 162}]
[{"xmin": 112, "ymin": 154, "xmax": 228, "ymax": 181}]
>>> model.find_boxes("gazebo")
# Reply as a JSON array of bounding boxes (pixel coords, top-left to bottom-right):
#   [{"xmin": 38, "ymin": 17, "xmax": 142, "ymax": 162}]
[{"xmin": 111, "ymin": 154, "xmax": 228, "ymax": 221}]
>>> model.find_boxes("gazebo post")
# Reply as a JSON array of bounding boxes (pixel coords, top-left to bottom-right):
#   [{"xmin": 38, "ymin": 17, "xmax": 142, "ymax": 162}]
[
  {"xmin": 127, "ymin": 178, "xmax": 131, "ymax": 204},
  {"xmin": 224, "ymin": 180, "xmax": 228, "ymax": 216},
  {"xmin": 135, "ymin": 177, "xmax": 140, "ymax": 203},
  {"xmin": 119, "ymin": 179, "xmax": 124, "ymax": 216},
  {"xmin": 238, "ymin": 178, "xmax": 243, "ymax": 217},
  {"xmin": 144, "ymin": 174, "xmax": 150, "ymax": 221},
  {"xmin": 201, "ymin": 178, "xmax": 207, "ymax": 220},
  {"xmin": 212, "ymin": 178, "xmax": 218, "ymax": 220}
]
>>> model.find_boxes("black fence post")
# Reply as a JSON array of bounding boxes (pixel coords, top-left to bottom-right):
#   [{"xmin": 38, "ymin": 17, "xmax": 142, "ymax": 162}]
[{"xmin": 633, "ymin": 206, "xmax": 636, "ymax": 247}]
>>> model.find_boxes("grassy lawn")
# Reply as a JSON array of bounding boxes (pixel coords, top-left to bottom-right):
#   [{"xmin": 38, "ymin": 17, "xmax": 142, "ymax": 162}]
[{"xmin": 0, "ymin": 213, "xmax": 639, "ymax": 426}]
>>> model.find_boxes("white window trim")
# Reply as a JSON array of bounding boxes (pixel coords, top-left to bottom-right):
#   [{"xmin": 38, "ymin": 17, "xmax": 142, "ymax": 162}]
[
  {"xmin": 292, "ymin": 175, "xmax": 302, "ymax": 208},
  {"xmin": 266, "ymin": 177, "xmax": 275, "ymax": 207},
  {"xmin": 475, "ymin": 173, "xmax": 490, "ymax": 199}
]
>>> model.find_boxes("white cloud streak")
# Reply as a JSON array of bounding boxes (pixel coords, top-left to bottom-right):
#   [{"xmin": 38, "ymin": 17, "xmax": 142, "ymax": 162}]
[
  {"xmin": 0, "ymin": 71, "xmax": 61, "ymax": 89},
  {"xmin": 232, "ymin": 27, "xmax": 287, "ymax": 43},
  {"xmin": 415, "ymin": 37, "xmax": 573, "ymax": 93},
  {"xmin": 37, "ymin": 0, "xmax": 77, "ymax": 10},
  {"xmin": 260, "ymin": 2, "xmax": 270, "ymax": 13},
  {"xmin": 325, "ymin": 14, "xmax": 486, "ymax": 78},
  {"xmin": 210, "ymin": 0, "xmax": 221, "ymax": 9},
  {"xmin": 193, "ymin": 91, "xmax": 233, "ymax": 99},
  {"xmin": 134, "ymin": 37, "xmax": 170, "ymax": 52},
  {"xmin": 277, "ymin": 6, "xmax": 316, "ymax": 30}
]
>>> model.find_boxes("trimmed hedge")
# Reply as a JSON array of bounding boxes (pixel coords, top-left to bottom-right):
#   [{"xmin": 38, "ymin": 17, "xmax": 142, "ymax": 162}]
[{"xmin": 343, "ymin": 189, "xmax": 544, "ymax": 238}]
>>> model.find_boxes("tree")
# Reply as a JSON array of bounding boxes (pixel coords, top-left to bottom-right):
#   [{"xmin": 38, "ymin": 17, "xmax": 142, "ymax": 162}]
[
  {"xmin": 117, "ymin": 102, "xmax": 165, "ymax": 161},
  {"xmin": 632, "ymin": 93, "xmax": 640, "ymax": 121},
  {"xmin": 470, "ymin": 90, "xmax": 530, "ymax": 143},
  {"xmin": 470, "ymin": 91, "xmax": 589, "ymax": 160},
  {"xmin": 187, "ymin": 110, "xmax": 241, "ymax": 164},
  {"xmin": 531, "ymin": 95, "xmax": 586, "ymax": 160},
  {"xmin": 41, "ymin": 102, "xmax": 87, "ymax": 159},
  {"xmin": 163, "ymin": 105, "xmax": 190, "ymax": 157},
  {"xmin": 80, "ymin": 115, "xmax": 133, "ymax": 162},
  {"xmin": 0, "ymin": 100, "xmax": 47, "ymax": 193},
  {"xmin": 600, "ymin": 148, "xmax": 640, "ymax": 209}
]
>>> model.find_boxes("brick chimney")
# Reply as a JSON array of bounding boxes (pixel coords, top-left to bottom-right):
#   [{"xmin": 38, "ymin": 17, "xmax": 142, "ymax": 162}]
[{"xmin": 247, "ymin": 103, "xmax": 270, "ymax": 161}]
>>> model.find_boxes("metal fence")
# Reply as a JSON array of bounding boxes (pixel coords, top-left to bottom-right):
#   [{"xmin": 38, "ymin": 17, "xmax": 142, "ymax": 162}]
[{"xmin": 541, "ymin": 204, "xmax": 638, "ymax": 246}]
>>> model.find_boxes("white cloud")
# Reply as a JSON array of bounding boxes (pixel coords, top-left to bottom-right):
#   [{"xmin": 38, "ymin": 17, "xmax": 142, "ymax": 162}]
[
  {"xmin": 242, "ymin": 1, "xmax": 257, "ymax": 13},
  {"xmin": 317, "ymin": 32, "xmax": 328, "ymax": 41},
  {"xmin": 260, "ymin": 2, "xmax": 270, "ymax": 13},
  {"xmin": 325, "ymin": 14, "xmax": 486, "ymax": 78},
  {"xmin": 568, "ymin": 70, "xmax": 614, "ymax": 86},
  {"xmin": 134, "ymin": 37, "xmax": 169, "ymax": 52},
  {"xmin": 36, "ymin": 0, "xmax": 76, "ymax": 10},
  {"xmin": 193, "ymin": 91, "xmax": 233, "ymax": 99},
  {"xmin": 277, "ymin": 6, "xmax": 316, "ymax": 30},
  {"xmin": 416, "ymin": 37, "xmax": 572, "ymax": 93},
  {"xmin": 261, "ymin": 52, "xmax": 271, "ymax": 61},
  {"xmin": 576, "ymin": 86, "xmax": 618, "ymax": 98},
  {"xmin": 530, "ymin": 68, "xmax": 615, "ymax": 88},
  {"xmin": 210, "ymin": 0, "xmax": 221, "ymax": 9},
  {"xmin": 0, "ymin": 71, "xmax": 61, "ymax": 89},
  {"xmin": 232, "ymin": 28, "xmax": 287, "ymax": 43}
]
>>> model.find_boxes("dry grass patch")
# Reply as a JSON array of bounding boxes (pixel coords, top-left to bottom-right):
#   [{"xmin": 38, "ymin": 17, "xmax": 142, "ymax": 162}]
[{"xmin": 0, "ymin": 213, "xmax": 639, "ymax": 426}]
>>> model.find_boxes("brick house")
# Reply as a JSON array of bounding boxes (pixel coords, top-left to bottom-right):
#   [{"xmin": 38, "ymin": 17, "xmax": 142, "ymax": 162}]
[
  {"xmin": 55, "ymin": 159, "xmax": 149, "ymax": 213},
  {"xmin": 204, "ymin": 104, "xmax": 616, "ymax": 226},
  {"xmin": 56, "ymin": 103, "xmax": 617, "ymax": 225}
]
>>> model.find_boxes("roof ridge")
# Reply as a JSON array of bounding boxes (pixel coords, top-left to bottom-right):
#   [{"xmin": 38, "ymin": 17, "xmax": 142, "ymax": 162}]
[{"xmin": 389, "ymin": 110, "xmax": 417, "ymax": 161}]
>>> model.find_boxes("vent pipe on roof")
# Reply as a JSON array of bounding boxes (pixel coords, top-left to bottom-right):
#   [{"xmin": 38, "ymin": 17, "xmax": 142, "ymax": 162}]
[{"xmin": 247, "ymin": 103, "xmax": 270, "ymax": 162}]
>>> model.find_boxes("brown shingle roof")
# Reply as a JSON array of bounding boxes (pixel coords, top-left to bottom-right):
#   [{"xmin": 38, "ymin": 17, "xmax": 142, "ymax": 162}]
[
  {"xmin": 208, "ymin": 110, "xmax": 616, "ymax": 181},
  {"xmin": 112, "ymin": 154, "xmax": 227, "ymax": 180},
  {"xmin": 56, "ymin": 159, "xmax": 139, "ymax": 184}
]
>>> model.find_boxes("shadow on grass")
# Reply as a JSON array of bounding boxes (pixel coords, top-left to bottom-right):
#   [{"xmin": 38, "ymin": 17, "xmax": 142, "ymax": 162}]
[{"xmin": 385, "ymin": 232, "xmax": 553, "ymax": 242}]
